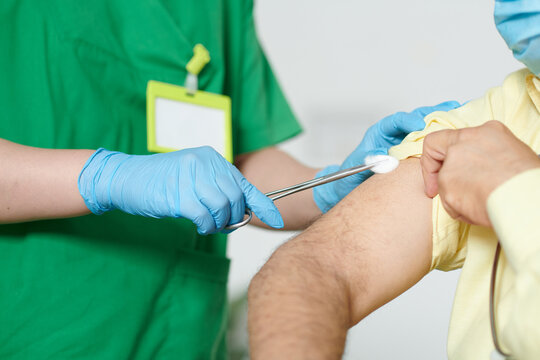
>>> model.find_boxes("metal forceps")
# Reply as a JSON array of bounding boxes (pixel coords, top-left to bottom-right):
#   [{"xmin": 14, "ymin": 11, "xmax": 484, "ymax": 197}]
[{"xmin": 225, "ymin": 160, "xmax": 384, "ymax": 230}]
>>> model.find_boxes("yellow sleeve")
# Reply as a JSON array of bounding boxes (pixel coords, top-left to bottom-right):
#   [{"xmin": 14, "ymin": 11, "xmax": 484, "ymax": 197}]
[
  {"xmin": 388, "ymin": 69, "xmax": 530, "ymax": 271},
  {"xmin": 487, "ymin": 168, "xmax": 540, "ymax": 359},
  {"xmin": 389, "ymin": 96, "xmax": 493, "ymax": 271},
  {"xmin": 389, "ymin": 111, "xmax": 474, "ymax": 271}
]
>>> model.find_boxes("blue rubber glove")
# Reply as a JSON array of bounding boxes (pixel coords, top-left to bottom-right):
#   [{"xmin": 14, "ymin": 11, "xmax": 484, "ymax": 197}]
[
  {"xmin": 313, "ymin": 101, "xmax": 461, "ymax": 213},
  {"xmin": 495, "ymin": 0, "xmax": 540, "ymax": 75},
  {"xmin": 78, "ymin": 146, "xmax": 283, "ymax": 235}
]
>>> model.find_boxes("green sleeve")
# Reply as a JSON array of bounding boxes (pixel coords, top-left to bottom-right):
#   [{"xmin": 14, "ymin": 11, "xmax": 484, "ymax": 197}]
[{"xmin": 224, "ymin": 0, "xmax": 302, "ymax": 156}]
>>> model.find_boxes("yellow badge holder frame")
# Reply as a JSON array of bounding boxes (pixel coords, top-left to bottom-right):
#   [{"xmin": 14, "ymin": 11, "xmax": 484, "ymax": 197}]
[{"xmin": 146, "ymin": 44, "xmax": 233, "ymax": 162}]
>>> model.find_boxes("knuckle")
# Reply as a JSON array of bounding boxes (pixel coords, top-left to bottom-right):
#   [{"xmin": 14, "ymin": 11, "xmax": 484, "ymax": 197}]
[
  {"xmin": 192, "ymin": 208, "xmax": 210, "ymax": 225},
  {"xmin": 444, "ymin": 146, "xmax": 458, "ymax": 160},
  {"xmin": 481, "ymin": 120, "xmax": 505, "ymax": 137},
  {"xmin": 200, "ymin": 146, "xmax": 218, "ymax": 157},
  {"xmin": 443, "ymin": 191, "xmax": 455, "ymax": 206},
  {"xmin": 230, "ymin": 189, "xmax": 244, "ymax": 205},
  {"xmin": 197, "ymin": 227, "xmax": 211, "ymax": 236},
  {"xmin": 213, "ymin": 197, "xmax": 230, "ymax": 213},
  {"xmin": 181, "ymin": 152, "xmax": 200, "ymax": 165},
  {"xmin": 423, "ymin": 132, "xmax": 434, "ymax": 146},
  {"xmin": 443, "ymin": 191, "xmax": 460, "ymax": 212}
]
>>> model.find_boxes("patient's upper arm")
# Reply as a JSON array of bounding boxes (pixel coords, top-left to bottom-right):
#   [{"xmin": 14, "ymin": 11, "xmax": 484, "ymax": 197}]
[{"xmin": 298, "ymin": 158, "xmax": 433, "ymax": 322}]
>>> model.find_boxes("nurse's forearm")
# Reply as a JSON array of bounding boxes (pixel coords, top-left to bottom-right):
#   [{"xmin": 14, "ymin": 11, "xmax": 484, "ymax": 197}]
[
  {"xmin": 235, "ymin": 147, "xmax": 322, "ymax": 230},
  {"xmin": 0, "ymin": 138, "xmax": 92, "ymax": 223}
]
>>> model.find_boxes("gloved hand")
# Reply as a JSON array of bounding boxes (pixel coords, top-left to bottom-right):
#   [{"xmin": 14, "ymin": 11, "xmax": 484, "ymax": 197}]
[
  {"xmin": 78, "ymin": 146, "xmax": 283, "ymax": 235},
  {"xmin": 313, "ymin": 101, "xmax": 461, "ymax": 213},
  {"xmin": 495, "ymin": 0, "xmax": 540, "ymax": 75}
]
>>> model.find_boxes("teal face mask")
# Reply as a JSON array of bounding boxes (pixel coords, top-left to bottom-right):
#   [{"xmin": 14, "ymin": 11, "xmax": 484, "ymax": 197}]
[{"xmin": 494, "ymin": 0, "xmax": 540, "ymax": 75}]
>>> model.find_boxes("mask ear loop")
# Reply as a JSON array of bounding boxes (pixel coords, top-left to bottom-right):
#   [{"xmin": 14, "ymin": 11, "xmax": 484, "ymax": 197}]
[{"xmin": 489, "ymin": 242, "xmax": 511, "ymax": 359}]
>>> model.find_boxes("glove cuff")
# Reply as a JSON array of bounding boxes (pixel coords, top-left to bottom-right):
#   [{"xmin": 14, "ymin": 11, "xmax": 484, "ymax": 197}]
[
  {"xmin": 78, "ymin": 148, "xmax": 130, "ymax": 215},
  {"xmin": 312, "ymin": 165, "xmax": 340, "ymax": 213}
]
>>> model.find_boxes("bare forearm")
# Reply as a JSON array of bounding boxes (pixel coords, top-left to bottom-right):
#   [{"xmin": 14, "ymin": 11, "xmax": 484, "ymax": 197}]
[
  {"xmin": 248, "ymin": 222, "xmax": 351, "ymax": 359},
  {"xmin": 0, "ymin": 139, "xmax": 92, "ymax": 223},
  {"xmin": 235, "ymin": 147, "xmax": 321, "ymax": 230}
]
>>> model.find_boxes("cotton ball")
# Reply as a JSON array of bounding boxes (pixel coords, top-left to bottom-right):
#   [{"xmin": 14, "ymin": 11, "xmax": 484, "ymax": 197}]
[{"xmin": 364, "ymin": 155, "xmax": 399, "ymax": 174}]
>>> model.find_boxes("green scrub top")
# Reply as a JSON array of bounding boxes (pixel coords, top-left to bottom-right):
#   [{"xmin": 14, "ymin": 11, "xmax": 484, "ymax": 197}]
[{"xmin": 0, "ymin": 1, "xmax": 301, "ymax": 359}]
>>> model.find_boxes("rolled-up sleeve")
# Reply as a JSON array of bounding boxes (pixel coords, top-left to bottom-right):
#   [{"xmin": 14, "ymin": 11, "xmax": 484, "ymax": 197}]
[{"xmin": 388, "ymin": 103, "xmax": 491, "ymax": 271}]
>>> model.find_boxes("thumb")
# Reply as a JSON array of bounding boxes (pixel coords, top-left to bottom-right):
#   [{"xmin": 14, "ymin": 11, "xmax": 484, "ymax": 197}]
[
  {"xmin": 421, "ymin": 129, "xmax": 459, "ymax": 197},
  {"xmin": 229, "ymin": 167, "xmax": 284, "ymax": 229},
  {"xmin": 242, "ymin": 181, "xmax": 284, "ymax": 229}
]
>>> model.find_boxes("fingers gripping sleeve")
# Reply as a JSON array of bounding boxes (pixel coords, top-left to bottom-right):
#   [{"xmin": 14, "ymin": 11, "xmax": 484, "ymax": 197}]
[{"xmin": 388, "ymin": 106, "xmax": 484, "ymax": 271}]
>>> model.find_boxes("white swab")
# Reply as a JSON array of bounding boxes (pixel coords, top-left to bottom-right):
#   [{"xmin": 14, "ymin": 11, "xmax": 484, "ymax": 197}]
[{"xmin": 364, "ymin": 154, "xmax": 399, "ymax": 174}]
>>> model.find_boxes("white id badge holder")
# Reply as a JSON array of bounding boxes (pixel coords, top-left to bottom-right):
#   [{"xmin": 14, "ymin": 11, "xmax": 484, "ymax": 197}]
[{"xmin": 146, "ymin": 44, "xmax": 233, "ymax": 162}]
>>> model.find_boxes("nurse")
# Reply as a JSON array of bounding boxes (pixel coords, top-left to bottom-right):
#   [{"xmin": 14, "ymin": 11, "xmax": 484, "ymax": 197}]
[{"xmin": 0, "ymin": 0, "xmax": 458, "ymax": 358}]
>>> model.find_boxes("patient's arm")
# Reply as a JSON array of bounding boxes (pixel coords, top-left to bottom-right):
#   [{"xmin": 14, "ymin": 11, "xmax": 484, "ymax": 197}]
[{"xmin": 248, "ymin": 159, "xmax": 433, "ymax": 359}]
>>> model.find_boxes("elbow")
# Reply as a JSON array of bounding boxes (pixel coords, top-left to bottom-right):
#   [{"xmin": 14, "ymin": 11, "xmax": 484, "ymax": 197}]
[
  {"xmin": 248, "ymin": 237, "xmax": 355, "ymax": 326},
  {"xmin": 247, "ymin": 262, "xmax": 266, "ymax": 304},
  {"xmin": 248, "ymin": 244, "xmax": 291, "ymax": 306},
  {"xmin": 247, "ymin": 240, "xmax": 352, "ymax": 358}
]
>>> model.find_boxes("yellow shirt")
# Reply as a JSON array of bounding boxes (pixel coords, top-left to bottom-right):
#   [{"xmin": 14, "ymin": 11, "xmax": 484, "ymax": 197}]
[{"xmin": 390, "ymin": 68, "xmax": 540, "ymax": 360}]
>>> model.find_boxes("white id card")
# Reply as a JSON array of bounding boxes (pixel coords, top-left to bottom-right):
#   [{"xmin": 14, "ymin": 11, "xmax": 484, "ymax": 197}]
[{"xmin": 146, "ymin": 80, "xmax": 233, "ymax": 162}]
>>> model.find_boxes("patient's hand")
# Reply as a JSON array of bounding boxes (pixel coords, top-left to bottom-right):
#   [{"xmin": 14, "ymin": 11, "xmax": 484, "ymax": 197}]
[
  {"xmin": 248, "ymin": 159, "xmax": 433, "ymax": 359},
  {"xmin": 421, "ymin": 120, "xmax": 540, "ymax": 227}
]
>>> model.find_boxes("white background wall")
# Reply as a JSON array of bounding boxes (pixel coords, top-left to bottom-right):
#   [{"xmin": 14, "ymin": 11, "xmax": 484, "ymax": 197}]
[{"xmin": 228, "ymin": 1, "xmax": 522, "ymax": 359}]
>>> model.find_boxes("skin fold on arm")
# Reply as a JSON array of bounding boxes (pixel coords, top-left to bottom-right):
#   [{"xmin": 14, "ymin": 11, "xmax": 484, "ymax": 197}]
[{"xmin": 248, "ymin": 158, "xmax": 434, "ymax": 359}]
